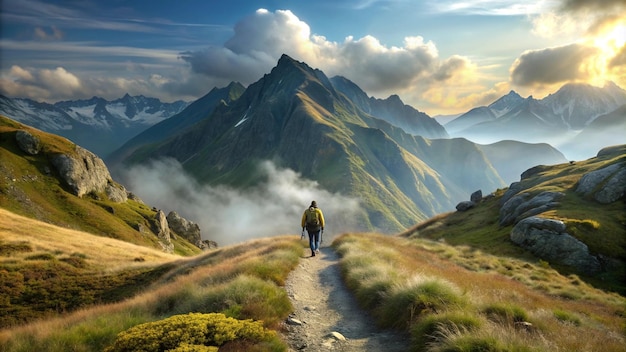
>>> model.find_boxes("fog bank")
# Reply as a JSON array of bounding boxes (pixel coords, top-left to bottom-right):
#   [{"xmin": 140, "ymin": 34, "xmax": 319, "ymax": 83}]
[{"xmin": 121, "ymin": 158, "xmax": 363, "ymax": 245}]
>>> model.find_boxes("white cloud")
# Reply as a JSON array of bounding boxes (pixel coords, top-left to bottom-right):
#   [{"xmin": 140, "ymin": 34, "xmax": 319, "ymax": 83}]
[
  {"xmin": 0, "ymin": 7, "xmax": 487, "ymax": 113},
  {"xmin": 120, "ymin": 158, "xmax": 363, "ymax": 246},
  {"xmin": 179, "ymin": 8, "xmax": 476, "ymax": 109},
  {"xmin": 427, "ymin": 0, "xmax": 553, "ymax": 16},
  {"xmin": 1, "ymin": 66, "xmax": 82, "ymax": 100}
]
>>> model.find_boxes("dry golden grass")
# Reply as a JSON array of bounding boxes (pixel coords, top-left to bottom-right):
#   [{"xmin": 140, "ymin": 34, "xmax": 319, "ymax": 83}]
[
  {"xmin": 0, "ymin": 208, "xmax": 179, "ymax": 270},
  {"xmin": 333, "ymin": 233, "xmax": 626, "ymax": 352},
  {"xmin": 0, "ymin": 228, "xmax": 302, "ymax": 352}
]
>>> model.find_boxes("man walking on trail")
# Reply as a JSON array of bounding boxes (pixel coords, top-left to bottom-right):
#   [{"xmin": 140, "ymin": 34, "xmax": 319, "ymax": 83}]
[{"xmin": 301, "ymin": 200, "xmax": 325, "ymax": 257}]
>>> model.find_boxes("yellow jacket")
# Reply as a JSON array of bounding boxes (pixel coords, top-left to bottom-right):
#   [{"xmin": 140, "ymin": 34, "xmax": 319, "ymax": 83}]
[{"xmin": 301, "ymin": 207, "xmax": 325, "ymax": 229}]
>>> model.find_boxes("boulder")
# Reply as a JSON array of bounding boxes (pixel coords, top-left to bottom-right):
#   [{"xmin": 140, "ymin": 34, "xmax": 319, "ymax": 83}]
[
  {"xmin": 576, "ymin": 163, "xmax": 625, "ymax": 204},
  {"xmin": 520, "ymin": 165, "xmax": 550, "ymax": 180},
  {"xmin": 50, "ymin": 146, "xmax": 111, "ymax": 198},
  {"xmin": 456, "ymin": 201, "xmax": 475, "ymax": 212},
  {"xmin": 500, "ymin": 191, "xmax": 564, "ymax": 226},
  {"xmin": 511, "ymin": 217, "xmax": 601, "ymax": 275},
  {"xmin": 105, "ymin": 182, "xmax": 128, "ymax": 203},
  {"xmin": 470, "ymin": 190, "xmax": 483, "ymax": 203},
  {"xmin": 500, "ymin": 181, "xmax": 523, "ymax": 206},
  {"xmin": 594, "ymin": 168, "xmax": 626, "ymax": 203},
  {"xmin": 15, "ymin": 130, "xmax": 42, "ymax": 155}
]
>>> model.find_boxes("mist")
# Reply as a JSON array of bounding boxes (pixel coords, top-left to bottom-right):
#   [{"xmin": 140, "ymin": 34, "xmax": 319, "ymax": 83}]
[{"xmin": 120, "ymin": 158, "xmax": 364, "ymax": 246}]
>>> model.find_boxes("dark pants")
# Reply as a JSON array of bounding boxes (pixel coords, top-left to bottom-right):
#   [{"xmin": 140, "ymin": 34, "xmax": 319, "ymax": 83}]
[{"xmin": 307, "ymin": 229, "xmax": 321, "ymax": 253}]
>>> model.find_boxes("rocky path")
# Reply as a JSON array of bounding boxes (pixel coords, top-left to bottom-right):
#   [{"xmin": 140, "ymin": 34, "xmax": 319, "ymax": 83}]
[{"xmin": 281, "ymin": 245, "xmax": 410, "ymax": 351}]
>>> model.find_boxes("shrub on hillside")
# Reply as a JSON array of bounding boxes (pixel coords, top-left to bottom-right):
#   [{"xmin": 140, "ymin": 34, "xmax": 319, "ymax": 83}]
[
  {"xmin": 411, "ymin": 312, "xmax": 483, "ymax": 349},
  {"xmin": 482, "ymin": 303, "xmax": 528, "ymax": 324},
  {"xmin": 376, "ymin": 276, "xmax": 466, "ymax": 330},
  {"xmin": 104, "ymin": 312, "xmax": 283, "ymax": 352}
]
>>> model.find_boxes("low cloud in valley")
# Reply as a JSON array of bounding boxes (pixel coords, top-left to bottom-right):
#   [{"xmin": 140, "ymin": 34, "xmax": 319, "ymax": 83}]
[{"xmin": 120, "ymin": 158, "xmax": 363, "ymax": 246}]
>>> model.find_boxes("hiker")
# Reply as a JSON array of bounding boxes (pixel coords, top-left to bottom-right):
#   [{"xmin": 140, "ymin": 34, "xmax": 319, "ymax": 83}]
[{"xmin": 301, "ymin": 200, "xmax": 325, "ymax": 257}]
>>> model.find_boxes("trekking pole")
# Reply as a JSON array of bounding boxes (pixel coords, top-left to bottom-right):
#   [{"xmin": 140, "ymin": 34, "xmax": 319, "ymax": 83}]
[{"xmin": 301, "ymin": 229, "xmax": 305, "ymax": 240}]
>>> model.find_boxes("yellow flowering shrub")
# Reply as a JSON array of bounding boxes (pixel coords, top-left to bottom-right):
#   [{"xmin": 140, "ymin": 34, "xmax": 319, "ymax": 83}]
[{"xmin": 105, "ymin": 312, "xmax": 277, "ymax": 352}]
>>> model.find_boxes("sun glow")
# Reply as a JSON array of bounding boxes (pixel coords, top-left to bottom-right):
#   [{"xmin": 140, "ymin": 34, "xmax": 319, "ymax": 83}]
[{"xmin": 589, "ymin": 21, "xmax": 626, "ymax": 86}]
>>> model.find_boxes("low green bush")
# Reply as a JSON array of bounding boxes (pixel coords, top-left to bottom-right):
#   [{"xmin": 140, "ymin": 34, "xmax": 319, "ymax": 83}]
[
  {"xmin": 104, "ymin": 312, "xmax": 283, "ymax": 352},
  {"xmin": 552, "ymin": 309, "xmax": 581, "ymax": 326},
  {"xmin": 482, "ymin": 303, "xmax": 528, "ymax": 324},
  {"xmin": 376, "ymin": 277, "xmax": 466, "ymax": 329}
]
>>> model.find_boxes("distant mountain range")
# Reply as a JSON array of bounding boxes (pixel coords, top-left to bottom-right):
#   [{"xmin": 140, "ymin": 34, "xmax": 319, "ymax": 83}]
[
  {"xmin": 446, "ymin": 82, "xmax": 626, "ymax": 160},
  {"xmin": 106, "ymin": 55, "xmax": 567, "ymax": 234},
  {"xmin": 4, "ymin": 54, "xmax": 623, "ymax": 234},
  {"xmin": 0, "ymin": 94, "xmax": 188, "ymax": 157}
]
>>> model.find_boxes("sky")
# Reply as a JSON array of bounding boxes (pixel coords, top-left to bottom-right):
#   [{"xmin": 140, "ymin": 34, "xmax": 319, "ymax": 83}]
[{"xmin": 1, "ymin": 0, "xmax": 625, "ymax": 116}]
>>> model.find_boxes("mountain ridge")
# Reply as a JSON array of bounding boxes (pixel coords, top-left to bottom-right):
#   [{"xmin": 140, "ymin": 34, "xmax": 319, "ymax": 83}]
[
  {"xmin": 447, "ymin": 82, "xmax": 626, "ymax": 159},
  {"xmin": 0, "ymin": 93, "xmax": 189, "ymax": 157},
  {"xmin": 109, "ymin": 55, "xmax": 567, "ymax": 235}
]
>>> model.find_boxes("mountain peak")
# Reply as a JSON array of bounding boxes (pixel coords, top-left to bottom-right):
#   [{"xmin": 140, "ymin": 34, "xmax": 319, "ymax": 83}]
[
  {"xmin": 278, "ymin": 53, "xmax": 297, "ymax": 65},
  {"xmin": 488, "ymin": 90, "xmax": 525, "ymax": 117}
]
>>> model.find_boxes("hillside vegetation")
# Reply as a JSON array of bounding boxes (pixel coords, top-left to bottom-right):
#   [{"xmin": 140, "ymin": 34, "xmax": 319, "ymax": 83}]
[
  {"xmin": 0, "ymin": 218, "xmax": 303, "ymax": 351},
  {"xmin": 334, "ymin": 233, "xmax": 625, "ymax": 351},
  {"xmin": 0, "ymin": 115, "xmax": 201, "ymax": 255},
  {"xmin": 1, "ymin": 212, "xmax": 624, "ymax": 351},
  {"xmin": 401, "ymin": 145, "xmax": 626, "ymax": 295}
]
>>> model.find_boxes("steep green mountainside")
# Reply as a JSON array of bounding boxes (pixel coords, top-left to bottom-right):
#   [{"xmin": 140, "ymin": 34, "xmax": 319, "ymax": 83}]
[
  {"xmin": 402, "ymin": 145, "xmax": 626, "ymax": 294},
  {"xmin": 0, "ymin": 116, "xmax": 201, "ymax": 255},
  {"xmin": 110, "ymin": 55, "xmax": 509, "ymax": 232}
]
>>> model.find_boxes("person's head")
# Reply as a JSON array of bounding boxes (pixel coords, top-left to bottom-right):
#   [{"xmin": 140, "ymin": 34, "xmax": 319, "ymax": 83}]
[{"xmin": 310, "ymin": 200, "xmax": 317, "ymax": 208}]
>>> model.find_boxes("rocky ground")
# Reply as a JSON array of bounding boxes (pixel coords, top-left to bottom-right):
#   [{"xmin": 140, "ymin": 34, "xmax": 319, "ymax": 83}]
[{"xmin": 280, "ymin": 245, "xmax": 410, "ymax": 351}]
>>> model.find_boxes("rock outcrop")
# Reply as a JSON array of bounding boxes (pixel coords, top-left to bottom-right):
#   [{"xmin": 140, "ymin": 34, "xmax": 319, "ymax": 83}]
[
  {"xmin": 15, "ymin": 130, "xmax": 42, "ymax": 155},
  {"xmin": 167, "ymin": 211, "xmax": 218, "ymax": 250},
  {"xmin": 153, "ymin": 210, "xmax": 174, "ymax": 253},
  {"xmin": 510, "ymin": 217, "xmax": 601, "ymax": 275},
  {"xmin": 576, "ymin": 163, "xmax": 625, "ymax": 204},
  {"xmin": 50, "ymin": 145, "xmax": 128, "ymax": 203},
  {"xmin": 499, "ymin": 191, "xmax": 564, "ymax": 226},
  {"xmin": 167, "ymin": 211, "xmax": 206, "ymax": 249}
]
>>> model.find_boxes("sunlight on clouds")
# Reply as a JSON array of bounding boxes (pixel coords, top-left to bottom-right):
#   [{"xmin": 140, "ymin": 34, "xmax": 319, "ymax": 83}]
[
  {"xmin": 178, "ymin": 8, "xmax": 475, "ymax": 109},
  {"xmin": 39, "ymin": 67, "xmax": 80, "ymax": 90},
  {"xmin": 525, "ymin": 1, "xmax": 626, "ymax": 90},
  {"xmin": 431, "ymin": 0, "xmax": 551, "ymax": 16},
  {"xmin": 9, "ymin": 65, "xmax": 34, "ymax": 81},
  {"xmin": 1, "ymin": 66, "xmax": 82, "ymax": 100}
]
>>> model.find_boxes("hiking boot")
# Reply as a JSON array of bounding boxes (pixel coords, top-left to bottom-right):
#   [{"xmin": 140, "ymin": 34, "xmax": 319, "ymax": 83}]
[
  {"xmin": 311, "ymin": 251, "xmax": 316, "ymax": 257},
  {"xmin": 316, "ymin": 249, "xmax": 320, "ymax": 254}
]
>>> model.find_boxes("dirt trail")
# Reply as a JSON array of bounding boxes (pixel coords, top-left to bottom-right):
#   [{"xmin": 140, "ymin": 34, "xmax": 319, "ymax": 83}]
[{"xmin": 281, "ymin": 245, "xmax": 410, "ymax": 351}]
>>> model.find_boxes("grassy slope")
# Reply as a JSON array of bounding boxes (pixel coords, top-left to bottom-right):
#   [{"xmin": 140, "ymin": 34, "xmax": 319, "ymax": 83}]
[
  {"xmin": 3, "ymin": 210, "xmax": 622, "ymax": 351},
  {"xmin": 333, "ymin": 233, "xmax": 625, "ymax": 352},
  {"xmin": 0, "ymin": 115, "xmax": 200, "ymax": 255},
  {"xmin": 0, "ymin": 214, "xmax": 303, "ymax": 351},
  {"xmin": 401, "ymin": 146, "xmax": 626, "ymax": 294}
]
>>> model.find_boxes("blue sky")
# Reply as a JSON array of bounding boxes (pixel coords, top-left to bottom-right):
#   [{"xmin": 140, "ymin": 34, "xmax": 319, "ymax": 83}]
[{"xmin": 1, "ymin": 0, "xmax": 625, "ymax": 115}]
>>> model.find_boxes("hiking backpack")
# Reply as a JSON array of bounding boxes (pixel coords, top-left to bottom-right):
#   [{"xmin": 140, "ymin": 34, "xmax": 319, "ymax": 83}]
[{"xmin": 305, "ymin": 207, "xmax": 320, "ymax": 231}]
